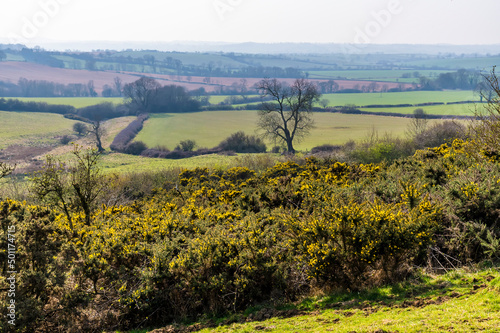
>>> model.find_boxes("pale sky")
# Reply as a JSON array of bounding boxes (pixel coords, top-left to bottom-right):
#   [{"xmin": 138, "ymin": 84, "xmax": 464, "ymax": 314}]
[{"xmin": 0, "ymin": 0, "xmax": 499, "ymax": 48}]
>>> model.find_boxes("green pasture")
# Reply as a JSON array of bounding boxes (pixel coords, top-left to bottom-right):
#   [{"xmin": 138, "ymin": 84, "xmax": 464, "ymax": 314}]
[
  {"xmin": 99, "ymin": 151, "xmax": 243, "ymax": 174},
  {"xmin": 211, "ymin": 91, "xmax": 479, "ymax": 110},
  {"xmin": 0, "ymin": 111, "xmax": 76, "ymax": 148},
  {"xmin": 209, "ymin": 95, "xmax": 259, "ymax": 104},
  {"xmin": 400, "ymin": 56, "xmax": 500, "ymax": 70},
  {"xmin": 307, "ymin": 69, "xmax": 448, "ymax": 81},
  {"xmin": 321, "ymin": 90, "xmax": 478, "ymax": 107},
  {"xmin": 360, "ymin": 103, "xmax": 481, "ymax": 116},
  {"xmin": 135, "ymin": 111, "xmax": 418, "ymax": 151},
  {"xmin": 12, "ymin": 97, "xmax": 124, "ymax": 108}
]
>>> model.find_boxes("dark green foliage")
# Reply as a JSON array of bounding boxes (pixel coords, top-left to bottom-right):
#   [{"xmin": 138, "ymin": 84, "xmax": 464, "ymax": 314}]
[
  {"xmin": 76, "ymin": 102, "xmax": 127, "ymax": 121},
  {"xmin": 0, "ymin": 98, "xmax": 75, "ymax": 114},
  {"xmin": 59, "ymin": 135, "xmax": 72, "ymax": 145},
  {"xmin": 73, "ymin": 122, "xmax": 88, "ymax": 136},
  {"xmin": 124, "ymin": 141, "xmax": 148, "ymax": 155},
  {"xmin": 218, "ymin": 131, "xmax": 267, "ymax": 153},
  {"xmin": 175, "ymin": 139, "xmax": 197, "ymax": 152}
]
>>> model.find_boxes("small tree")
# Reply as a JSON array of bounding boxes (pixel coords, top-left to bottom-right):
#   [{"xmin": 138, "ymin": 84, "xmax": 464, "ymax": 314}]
[
  {"xmin": 319, "ymin": 98, "xmax": 329, "ymax": 109},
  {"xmin": 73, "ymin": 122, "xmax": 88, "ymax": 136},
  {"xmin": 175, "ymin": 140, "xmax": 197, "ymax": 152},
  {"xmin": 31, "ymin": 145, "xmax": 108, "ymax": 229},
  {"xmin": 257, "ymin": 78, "xmax": 320, "ymax": 154}
]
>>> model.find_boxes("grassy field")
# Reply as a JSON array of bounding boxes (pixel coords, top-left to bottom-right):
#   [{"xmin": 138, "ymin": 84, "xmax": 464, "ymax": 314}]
[
  {"xmin": 13, "ymin": 97, "xmax": 124, "ymax": 108},
  {"xmin": 307, "ymin": 69, "xmax": 449, "ymax": 82},
  {"xmin": 212, "ymin": 91, "xmax": 479, "ymax": 110},
  {"xmin": 98, "ymin": 151, "xmax": 242, "ymax": 174},
  {"xmin": 135, "ymin": 111, "xmax": 421, "ymax": 151},
  {"xmin": 0, "ymin": 111, "xmax": 77, "ymax": 148},
  {"xmin": 359, "ymin": 103, "xmax": 482, "ymax": 116},
  {"xmin": 321, "ymin": 90, "xmax": 478, "ymax": 107},
  {"xmin": 184, "ymin": 269, "xmax": 500, "ymax": 333}
]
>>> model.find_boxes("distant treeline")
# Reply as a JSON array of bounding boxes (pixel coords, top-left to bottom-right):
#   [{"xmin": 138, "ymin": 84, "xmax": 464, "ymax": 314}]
[
  {"xmin": 419, "ymin": 69, "xmax": 482, "ymax": 91},
  {"xmin": 0, "ymin": 98, "xmax": 129, "ymax": 121},
  {"xmin": 0, "ymin": 98, "xmax": 74, "ymax": 114},
  {"xmin": 0, "ymin": 78, "xmax": 100, "ymax": 97}
]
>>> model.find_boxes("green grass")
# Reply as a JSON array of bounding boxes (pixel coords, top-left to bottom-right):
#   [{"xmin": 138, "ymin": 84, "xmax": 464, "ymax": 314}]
[
  {"xmin": 146, "ymin": 268, "xmax": 500, "ymax": 333},
  {"xmin": 12, "ymin": 97, "xmax": 124, "ymax": 108},
  {"xmin": 399, "ymin": 56, "xmax": 500, "ymax": 70},
  {"xmin": 99, "ymin": 151, "xmax": 242, "ymax": 174},
  {"xmin": 135, "ymin": 111, "xmax": 421, "ymax": 151},
  {"xmin": 308, "ymin": 69, "xmax": 449, "ymax": 81},
  {"xmin": 359, "ymin": 103, "xmax": 483, "ymax": 116},
  {"xmin": 0, "ymin": 111, "xmax": 77, "ymax": 148},
  {"xmin": 321, "ymin": 90, "xmax": 478, "ymax": 107}
]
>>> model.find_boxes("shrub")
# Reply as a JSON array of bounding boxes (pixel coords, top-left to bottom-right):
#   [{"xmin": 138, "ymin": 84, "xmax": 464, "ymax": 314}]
[
  {"xmin": 110, "ymin": 114, "xmax": 149, "ymax": 152},
  {"xmin": 414, "ymin": 120, "xmax": 466, "ymax": 149},
  {"xmin": 311, "ymin": 144, "xmax": 341, "ymax": 154},
  {"xmin": 59, "ymin": 135, "xmax": 72, "ymax": 145},
  {"xmin": 218, "ymin": 131, "xmax": 267, "ymax": 153},
  {"xmin": 73, "ymin": 122, "xmax": 88, "ymax": 136},
  {"xmin": 76, "ymin": 102, "xmax": 126, "ymax": 121},
  {"xmin": 175, "ymin": 139, "xmax": 197, "ymax": 152},
  {"xmin": 124, "ymin": 141, "xmax": 148, "ymax": 155}
]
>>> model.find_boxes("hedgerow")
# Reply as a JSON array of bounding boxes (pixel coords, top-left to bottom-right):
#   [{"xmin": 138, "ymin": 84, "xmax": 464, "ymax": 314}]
[{"xmin": 1, "ymin": 139, "xmax": 500, "ymax": 331}]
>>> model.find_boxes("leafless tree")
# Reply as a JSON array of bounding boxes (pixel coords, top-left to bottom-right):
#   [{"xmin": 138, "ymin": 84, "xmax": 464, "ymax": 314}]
[
  {"xmin": 89, "ymin": 120, "xmax": 106, "ymax": 152},
  {"xmin": 406, "ymin": 108, "xmax": 428, "ymax": 139},
  {"xmin": 123, "ymin": 77, "xmax": 161, "ymax": 113},
  {"xmin": 31, "ymin": 146, "xmax": 108, "ymax": 228},
  {"xmin": 470, "ymin": 66, "xmax": 500, "ymax": 152},
  {"xmin": 257, "ymin": 78, "xmax": 320, "ymax": 154},
  {"xmin": 113, "ymin": 77, "xmax": 123, "ymax": 96}
]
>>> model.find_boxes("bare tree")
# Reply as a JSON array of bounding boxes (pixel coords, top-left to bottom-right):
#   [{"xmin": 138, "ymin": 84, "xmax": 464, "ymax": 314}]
[
  {"xmin": 113, "ymin": 77, "xmax": 123, "ymax": 96},
  {"xmin": 89, "ymin": 120, "xmax": 106, "ymax": 152},
  {"xmin": 31, "ymin": 146, "xmax": 108, "ymax": 229},
  {"xmin": 257, "ymin": 78, "xmax": 320, "ymax": 154},
  {"xmin": 470, "ymin": 66, "xmax": 500, "ymax": 152},
  {"xmin": 123, "ymin": 77, "xmax": 161, "ymax": 113},
  {"xmin": 87, "ymin": 80, "xmax": 97, "ymax": 97},
  {"xmin": 406, "ymin": 108, "xmax": 428, "ymax": 139}
]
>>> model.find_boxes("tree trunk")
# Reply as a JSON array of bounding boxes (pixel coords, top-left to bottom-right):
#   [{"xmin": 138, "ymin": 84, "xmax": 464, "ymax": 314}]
[{"xmin": 285, "ymin": 132, "xmax": 295, "ymax": 154}]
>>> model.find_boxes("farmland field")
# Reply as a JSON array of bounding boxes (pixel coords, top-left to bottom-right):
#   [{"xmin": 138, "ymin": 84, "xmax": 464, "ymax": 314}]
[
  {"xmin": 360, "ymin": 103, "xmax": 481, "ymax": 116},
  {"xmin": 135, "ymin": 111, "xmax": 419, "ymax": 151},
  {"xmin": 307, "ymin": 69, "xmax": 450, "ymax": 81},
  {"xmin": 0, "ymin": 111, "xmax": 77, "ymax": 148},
  {"xmin": 212, "ymin": 90, "xmax": 479, "ymax": 110},
  {"xmin": 13, "ymin": 97, "xmax": 124, "ymax": 108},
  {"xmin": 320, "ymin": 90, "xmax": 478, "ymax": 107},
  {"xmin": 99, "ymin": 151, "xmax": 243, "ymax": 174}
]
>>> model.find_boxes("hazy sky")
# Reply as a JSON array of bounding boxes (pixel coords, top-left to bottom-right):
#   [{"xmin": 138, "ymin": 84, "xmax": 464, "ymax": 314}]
[{"xmin": 0, "ymin": 0, "xmax": 499, "ymax": 47}]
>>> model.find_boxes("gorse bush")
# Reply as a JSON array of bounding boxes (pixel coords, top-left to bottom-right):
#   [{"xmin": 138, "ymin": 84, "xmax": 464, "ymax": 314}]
[{"xmin": 2, "ymin": 139, "xmax": 500, "ymax": 331}]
